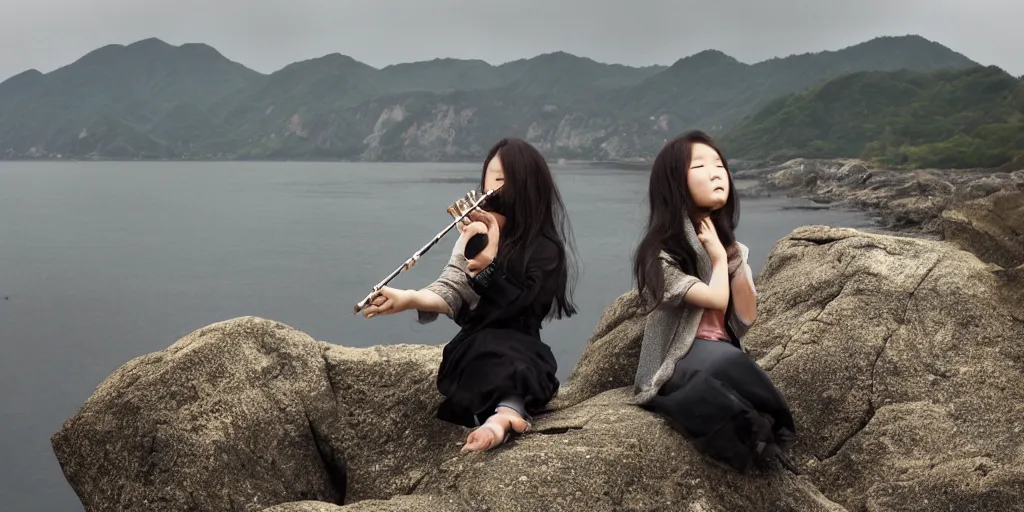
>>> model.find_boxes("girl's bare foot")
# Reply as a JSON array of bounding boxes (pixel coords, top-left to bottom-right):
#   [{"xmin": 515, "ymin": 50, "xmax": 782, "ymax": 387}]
[{"xmin": 461, "ymin": 407, "xmax": 530, "ymax": 452}]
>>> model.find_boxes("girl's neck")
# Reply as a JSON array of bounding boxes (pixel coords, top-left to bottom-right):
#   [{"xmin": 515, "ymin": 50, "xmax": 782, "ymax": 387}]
[
  {"xmin": 688, "ymin": 214, "xmax": 706, "ymax": 230},
  {"xmin": 690, "ymin": 209, "xmax": 713, "ymax": 222}
]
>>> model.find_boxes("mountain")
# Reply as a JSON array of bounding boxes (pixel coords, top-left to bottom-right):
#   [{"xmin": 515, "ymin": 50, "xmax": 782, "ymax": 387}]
[
  {"xmin": 0, "ymin": 38, "xmax": 261, "ymax": 158},
  {"xmin": 367, "ymin": 35, "xmax": 980, "ymax": 161},
  {"xmin": 0, "ymin": 35, "xmax": 986, "ymax": 162},
  {"xmin": 719, "ymin": 65, "xmax": 1024, "ymax": 169},
  {"xmin": 577, "ymin": 35, "xmax": 981, "ymax": 158},
  {"xmin": 375, "ymin": 52, "xmax": 665, "ymax": 97},
  {"xmin": 377, "ymin": 58, "xmax": 506, "ymax": 93}
]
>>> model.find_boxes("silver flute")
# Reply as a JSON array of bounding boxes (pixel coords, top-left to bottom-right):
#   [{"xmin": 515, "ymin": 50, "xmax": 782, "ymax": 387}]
[{"xmin": 353, "ymin": 188, "xmax": 497, "ymax": 314}]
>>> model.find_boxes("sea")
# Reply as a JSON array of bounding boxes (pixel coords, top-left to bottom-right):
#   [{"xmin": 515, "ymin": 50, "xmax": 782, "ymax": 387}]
[{"xmin": 0, "ymin": 161, "xmax": 881, "ymax": 510}]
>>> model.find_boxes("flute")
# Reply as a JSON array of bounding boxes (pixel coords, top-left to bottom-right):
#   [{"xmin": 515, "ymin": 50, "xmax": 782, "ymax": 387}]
[{"xmin": 353, "ymin": 188, "xmax": 497, "ymax": 314}]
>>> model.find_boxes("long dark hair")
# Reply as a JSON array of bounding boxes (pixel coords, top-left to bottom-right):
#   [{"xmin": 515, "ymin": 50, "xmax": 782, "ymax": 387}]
[
  {"xmin": 480, "ymin": 138, "xmax": 578, "ymax": 319},
  {"xmin": 632, "ymin": 130, "xmax": 739, "ymax": 309}
]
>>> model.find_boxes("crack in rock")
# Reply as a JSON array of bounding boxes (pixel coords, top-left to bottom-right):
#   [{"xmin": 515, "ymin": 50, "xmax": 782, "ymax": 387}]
[
  {"xmin": 790, "ymin": 235, "xmax": 847, "ymax": 246},
  {"xmin": 766, "ymin": 258, "xmax": 854, "ymax": 371},
  {"xmin": 305, "ymin": 411, "xmax": 347, "ymax": 503},
  {"xmin": 821, "ymin": 254, "xmax": 942, "ymax": 461},
  {"xmin": 536, "ymin": 426, "xmax": 585, "ymax": 435},
  {"xmin": 403, "ymin": 471, "xmax": 428, "ymax": 495},
  {"xmin": 319, "ymin": 347, "xmax": 339, "ymax": 404}
]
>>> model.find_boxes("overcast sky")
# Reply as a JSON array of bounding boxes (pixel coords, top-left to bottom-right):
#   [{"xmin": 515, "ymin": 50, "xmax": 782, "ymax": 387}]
[{"xmin": 1, "ymin": 0, "xmax": 1022, "ymax": 82}]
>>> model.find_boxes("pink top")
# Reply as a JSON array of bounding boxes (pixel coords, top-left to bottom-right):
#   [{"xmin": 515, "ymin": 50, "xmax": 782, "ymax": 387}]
[{"xmin": 695, "ymin": 308, "xmax": 729, "ymax": 342}]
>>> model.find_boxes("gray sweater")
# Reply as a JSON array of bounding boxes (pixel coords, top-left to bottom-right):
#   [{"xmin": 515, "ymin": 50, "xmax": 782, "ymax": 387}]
[
  {"xmin": 631, "ymin": 218, "xmax": 754, "ymax": 405},
  {"xmin": 415, "ymin": 245, "xmax": 479, "ymax": 325}
]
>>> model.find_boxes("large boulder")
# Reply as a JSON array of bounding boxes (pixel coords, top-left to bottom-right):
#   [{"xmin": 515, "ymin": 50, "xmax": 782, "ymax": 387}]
[
  {"xmin": 50, "ymin": 318, "xmax": 348, "ymax": 510},
  {"xmin": 50, "ymin": 320, "xmax": 463, "ymax": 510},
  {"xmin": 744, "ymin": 226, "xmax": 1024, "ymax": 511},
  {"xmin": 52, "ymin": 320, "xmax": 841, "ymax": 509}
]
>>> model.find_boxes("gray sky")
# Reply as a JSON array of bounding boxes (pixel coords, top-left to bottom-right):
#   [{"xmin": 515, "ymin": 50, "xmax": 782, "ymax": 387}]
[{"xmin": 2, "ymin": 0, "xmax": 1022, "ymax": 82}]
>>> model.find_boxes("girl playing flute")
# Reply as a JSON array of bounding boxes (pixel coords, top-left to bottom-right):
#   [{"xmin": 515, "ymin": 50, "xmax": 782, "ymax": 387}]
[{"xmin": 361, "ymin": 138, "xmax": 578, "ymax": 452}]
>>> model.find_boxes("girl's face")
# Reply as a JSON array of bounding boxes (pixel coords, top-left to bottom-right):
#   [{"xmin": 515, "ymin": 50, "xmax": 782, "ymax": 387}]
[
  {"xmin": 481, "ymin": 154, "xmax": 508, "ymax": 226},
  {"xmin": 483, "ymin": 154, "xmax": 506, "ymax": 193},
  {"xmin": 685, "ymin": 142, "xmax": 729, "ymax": 212}
]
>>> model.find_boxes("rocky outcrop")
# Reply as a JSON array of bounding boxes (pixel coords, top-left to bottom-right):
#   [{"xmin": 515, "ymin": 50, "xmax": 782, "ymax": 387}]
[
  {"xmin": 52, "ymin": 316, "xmax": 841, "ymax": 511},
  {"xmin": 554, "ymin": 225, "xmax": 1024, "ymax": 511},
  {"xmin": 50, "ymin": 319, "xmax": 347, "ymax": 509},
  {"xmin": 736, "ymin": 158, "xmax": 1024, "ymax": 267},
  {"xmin": 52, "ymin": 227, "xmax": 1024, "ymax": 511},
  {"xmin": 745, "ymin": 226, "xmax": 1024, "ymax": 511},
  {"xmin": 935, "ymin": 190, "xmax": 1024, "ymax": 269}
]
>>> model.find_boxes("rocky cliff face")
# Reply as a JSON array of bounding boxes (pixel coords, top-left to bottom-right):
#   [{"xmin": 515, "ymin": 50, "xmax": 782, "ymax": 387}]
[{"xmin": 50, "ymin": 226, "xmax": 1024, "ymax": 511}]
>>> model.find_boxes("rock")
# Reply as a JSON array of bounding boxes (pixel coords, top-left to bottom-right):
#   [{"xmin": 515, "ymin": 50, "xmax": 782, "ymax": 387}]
[
  {"xmin": 51, "ymin": 317, "xmax": 461, "ymax": 511},
  {"xmin": 53, "ymin": 225, "xmax": 1024, "ymax": 511},
  {"xmin": 934, "ymin": 190, "xmax": 1024, "ymax": 268},
  {"xmin": 549, "ymin": 290, "xmax": 645, "ymax": 409},
  {"xmin": 751, "ymin": 158, "xmax": 1024, "ymax": 266},
  {"xmin": 50, "ymin": 317, "xmax": 347, "ymax": 511},
  {"xmin": 744, "ymin": 226, "xmax": 1024, "ymax": 511},
  {"xmin": 53, "ymin": 320, "xmax": 842, "ymax": 511},
  {"xmin": 263, "ymin": 387, "xmax": 847, "ymax": 511},
  {"xmin": 835, "ymin": 162, "xmax": 869, "ymax": 180},
  {"xmin": 963, "ymin": 175, "xmax": 1011, "ymax": 199},
  {"xmin": 765, "ymin": 159, "xmax": 829, "ymax": 189},
  {"xmin": 263, "ymin": 495, "xmax": 458, "ymax": 511},
  {"xmin": 406, "ymin": 389, "xmax": 845, "ymax": 512}
]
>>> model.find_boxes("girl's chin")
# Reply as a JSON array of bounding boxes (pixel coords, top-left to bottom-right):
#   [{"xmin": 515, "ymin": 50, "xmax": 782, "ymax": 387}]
[{"xmin": 695, "ymin": 203, "xmax": 727, "ymax": 214}]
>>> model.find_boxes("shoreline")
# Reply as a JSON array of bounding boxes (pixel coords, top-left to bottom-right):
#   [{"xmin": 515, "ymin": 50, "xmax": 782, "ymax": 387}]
[{"xmin": 733, "ymin": 158, "xmax": 1024, "ymax": 268}]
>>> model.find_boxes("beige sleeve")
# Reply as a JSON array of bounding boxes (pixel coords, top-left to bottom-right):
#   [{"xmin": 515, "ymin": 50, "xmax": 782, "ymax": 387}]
[
  {"xmin": 416, "ymin": 252, "xmax": 479, "ymax": 324},
  {"xmin": 659, "ymin": 256, "xmax": 703, "ymax": 306}
]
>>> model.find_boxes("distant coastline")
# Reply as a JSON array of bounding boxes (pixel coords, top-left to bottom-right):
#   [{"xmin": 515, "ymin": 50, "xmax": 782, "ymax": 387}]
[{"xmin": 5, "ymin": 35, "xmax": 1019, "ymax": 168}]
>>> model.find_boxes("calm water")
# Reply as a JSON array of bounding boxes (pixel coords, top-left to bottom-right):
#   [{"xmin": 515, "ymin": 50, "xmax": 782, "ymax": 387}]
[{"xmin": 0, "ymin": 161, "xmax": 879, "ymax": 510}]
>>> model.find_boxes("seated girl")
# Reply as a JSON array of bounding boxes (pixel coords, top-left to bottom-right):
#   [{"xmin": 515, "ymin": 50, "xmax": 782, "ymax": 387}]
[
  {"xmin": 360, "ymin": 138, "xmax": 578, "ymax": 452},
  {"xmin": 630, "ymin": 130, "xmax": 796, "ymax": 472}
]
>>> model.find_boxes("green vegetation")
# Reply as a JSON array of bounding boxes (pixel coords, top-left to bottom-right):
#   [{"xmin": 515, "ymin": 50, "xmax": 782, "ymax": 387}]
[
  {"xmin": 720, "ymin": 66, "xmax": 1024, "ymax": 169},
  {"xmin": 2, "ymin": 34, "xmax": 1008, "ymax": 165}
]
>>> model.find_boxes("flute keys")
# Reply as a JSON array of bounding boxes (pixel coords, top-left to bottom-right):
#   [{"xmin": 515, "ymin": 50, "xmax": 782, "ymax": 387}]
[{"xmin": 447, "ymin": 190, "xmax": 481, "ymax": 226}]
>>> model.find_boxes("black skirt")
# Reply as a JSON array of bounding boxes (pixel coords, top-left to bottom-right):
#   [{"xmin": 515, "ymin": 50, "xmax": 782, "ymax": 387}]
[
  {"xmin": 435, "ymin": 326, "xmax": 559, "ymax": 428},
  {"xmin": 645, "ymin": 338, "xmax": 796, "ymax": 472}
]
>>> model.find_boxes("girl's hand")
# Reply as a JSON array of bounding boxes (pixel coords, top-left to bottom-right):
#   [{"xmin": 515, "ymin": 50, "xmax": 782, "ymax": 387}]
[
  {"xmin": 697, "ymin": 217, "xmax": 727, "ymax": 264},
  {"xmin": 466, "ymin": 209, "xmax": 500, "ymax": 274},
  {"xmin": 454, "ymin": 219, "xmax": 488, "ymax": 256},
  {"xmin": 360, "ymin": 287, "xmax": 413, "ymax": 318}
]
